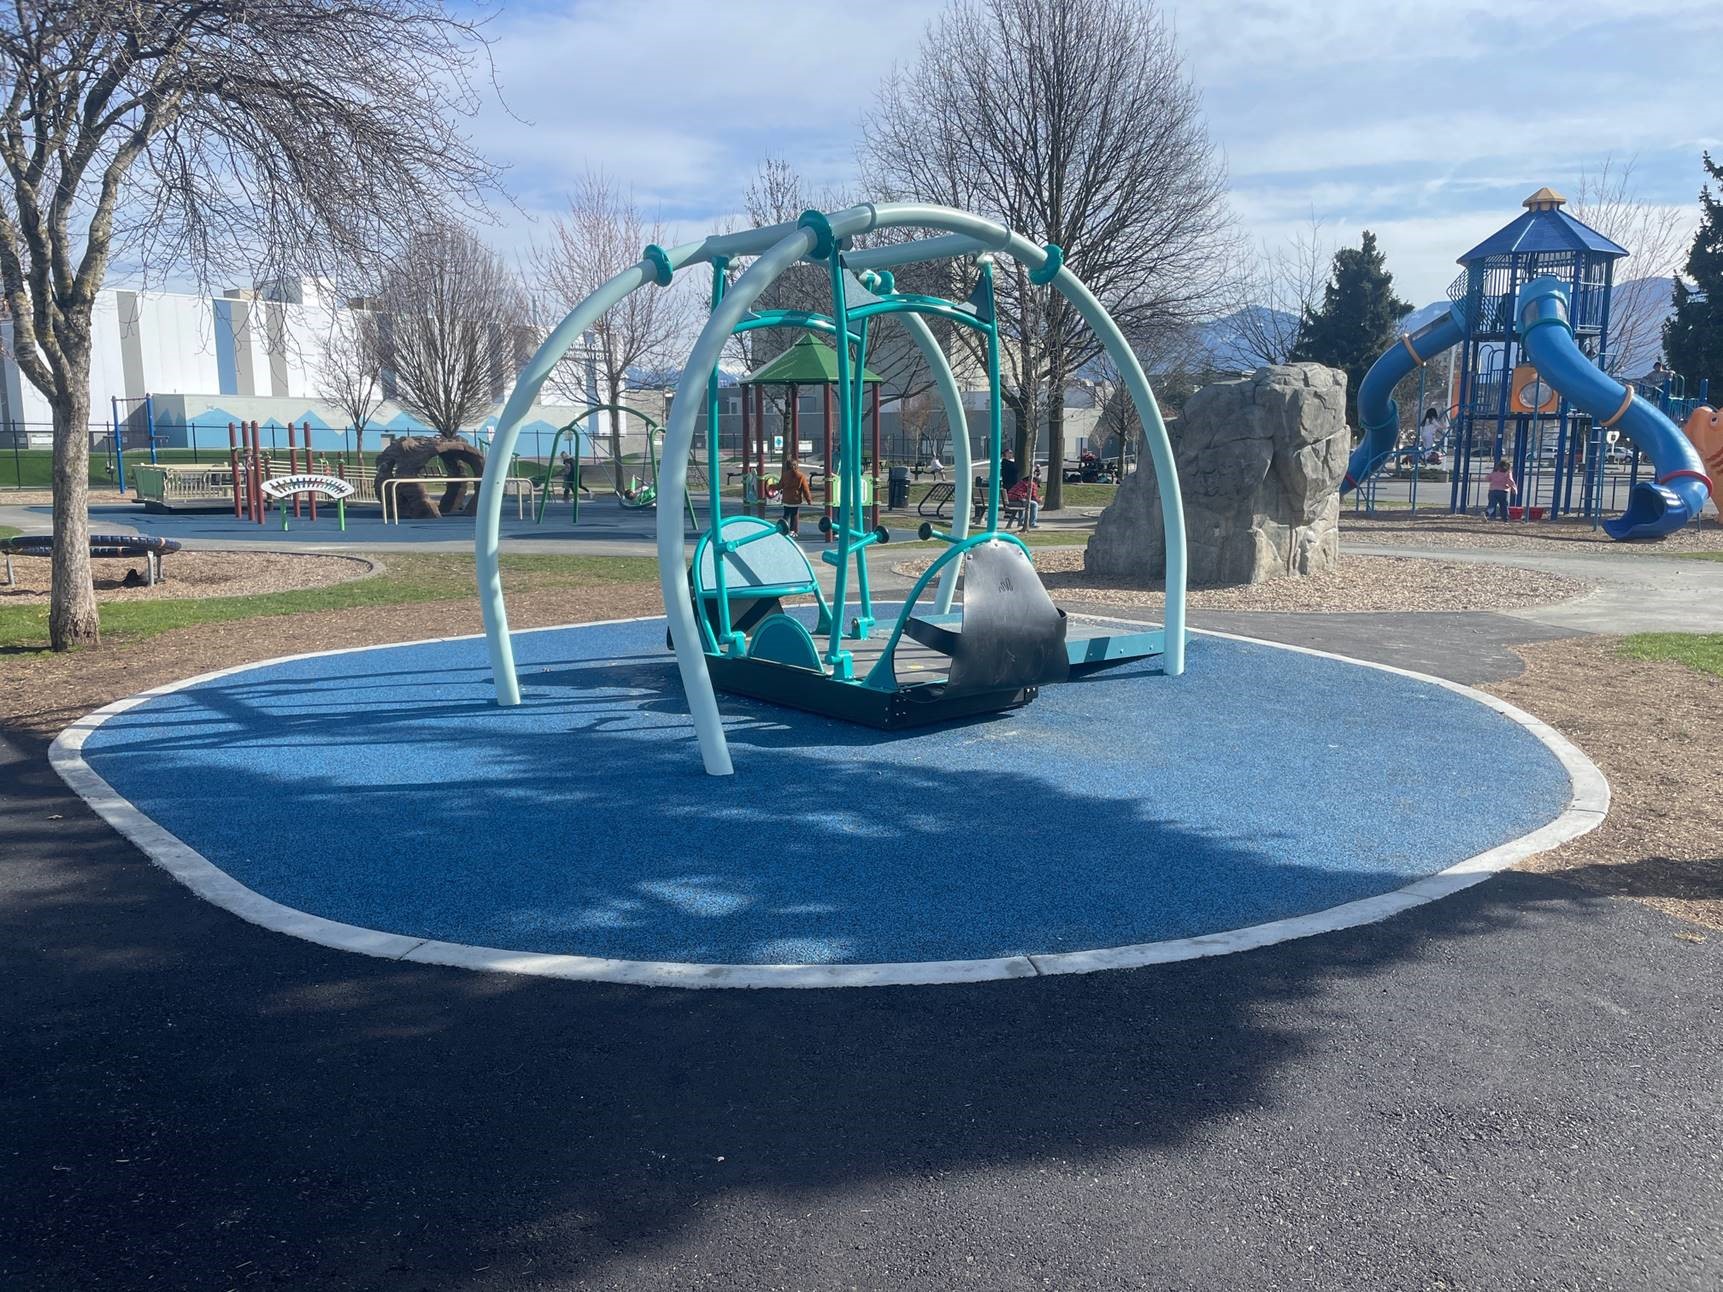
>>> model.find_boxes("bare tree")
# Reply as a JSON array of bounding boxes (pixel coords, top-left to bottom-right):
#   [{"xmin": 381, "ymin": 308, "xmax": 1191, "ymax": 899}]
[
  {"xmin": 0, "ymin": 0, "xmax": 496, "ymax": 649},
  {"xmin": 1571, "ymin": 156, "xmax": 1691, "ymax": 379},
  {"xmin": 1217, "ymin": 214, "xmax": 1332, "ymax": 369},
  {"xmin": 377, "ymin": 223, "xmax": 528, "ymax": 441},
  {"xmin": 863, "ymin": 0, "xmax": 1230, "ymax": 507},
  {"xmin": 317, "ymin": 306, "xmax": 385, "ymax": 465},
  {"xmin": 533, "ymin": 170, "xmax": 692, "ymax": 490}
]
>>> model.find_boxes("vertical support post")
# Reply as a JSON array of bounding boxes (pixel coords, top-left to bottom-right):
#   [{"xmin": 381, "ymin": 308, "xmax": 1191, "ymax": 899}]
[
  {"xmin": 287, "ymin": 421, "xmax": 302, "ymax": 518},
  {"xmin": 305, "ymin": 423, "xmax": 317, "ymax": 522},
  {"xmin": 112, "ymin": 396, "xmax": 127, "ymax": 495},
  {"xmin": 870, "ymin": 380, "xmax": 881, "ymax": 530},
  {"xmin": 145, "ymin": 394, "xmax": 158, "ymax": 465},
  {"xmin": 228, "ymin": 423, "xmax": 243, "ymax": 519},
  {"xmin": 250, "ymin": 421, "xmax": 265, "ymax": 525},
  {"xmin": 825, "ymin": 255, "xmax": 856, "ymax": 670},
  {"xmin": 981, "ymin": 260, "xmax": 1003, "ymax": 530},
  {"xmin": 705, "ymin": 261, "xmax": 736, "ymax": 653},
  {"xmin": 823, "ymin": 383, "xmax": 834, "ymax": 523},
  {"xmin": 756, "ymin": 385, "xmax": 768, "ymax": 517},
  {"xmin": 739, "ymin": 382, "xmax": 749, "ymax": 513}
]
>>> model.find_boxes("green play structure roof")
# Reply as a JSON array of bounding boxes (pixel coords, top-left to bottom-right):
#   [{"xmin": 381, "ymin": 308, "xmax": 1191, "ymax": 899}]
[{"xmin": 740, "ymin": 334, "xmax": 883, "ymax": 386}]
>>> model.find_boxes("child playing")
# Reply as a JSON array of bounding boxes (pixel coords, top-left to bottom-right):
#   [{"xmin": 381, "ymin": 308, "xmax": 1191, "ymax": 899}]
[
  {"xmin": 777, "ymin": 455, "xmax": 813, "ymax": 537},
  {"xmin": 1485, "ymin": 458, "xmax": 1517, "ymax": 520}
]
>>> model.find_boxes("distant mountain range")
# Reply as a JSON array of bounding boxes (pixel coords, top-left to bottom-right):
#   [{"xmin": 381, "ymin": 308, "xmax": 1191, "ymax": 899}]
[{"xmin": 1194, "ymin": 276, "xmax": 1677, "ymax": 380}]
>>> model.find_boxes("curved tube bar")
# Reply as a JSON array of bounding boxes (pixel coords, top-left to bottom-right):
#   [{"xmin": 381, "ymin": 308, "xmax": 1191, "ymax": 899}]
[
  {"xmin": 477, "ymin": 249, "xmax": 688, "ymax": 706},
  {"xmin": 896, "ymin": 309, "xmax": 971, "ymax": 613},
  {"xmin": 658, "ymin": 224, "xmax": 827, "ymax": 774}
]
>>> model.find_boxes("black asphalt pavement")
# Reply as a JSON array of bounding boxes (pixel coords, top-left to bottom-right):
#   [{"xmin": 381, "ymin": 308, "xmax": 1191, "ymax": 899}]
[{"xmin": 3, "ymin": 611, "xmax": 1719, "ymax": 1291}]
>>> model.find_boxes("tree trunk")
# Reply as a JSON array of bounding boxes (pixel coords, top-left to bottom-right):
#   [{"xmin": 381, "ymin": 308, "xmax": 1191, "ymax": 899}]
[
  {"xmin": 1045, "ymin": 395, "xmax": 1066, "ymax": 511},
  {"xmin": 49, "ymin": 386, "xmax": 100, "ymax": 650}
]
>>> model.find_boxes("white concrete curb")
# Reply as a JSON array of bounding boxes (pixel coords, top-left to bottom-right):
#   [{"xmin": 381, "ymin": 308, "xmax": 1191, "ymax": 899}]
[{"xmin": 50, "ymin": 616, "xmax": 1608, "ymax": 990}]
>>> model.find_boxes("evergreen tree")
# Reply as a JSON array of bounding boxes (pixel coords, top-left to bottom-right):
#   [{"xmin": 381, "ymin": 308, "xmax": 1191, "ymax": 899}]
[
  {"xmin": 1664, "ymin": 152, "xmax": 1723, "ymax": 393},
  {"xmin": 1292, "ymin": 230, "xmax": 1412, "ymax": 427}
]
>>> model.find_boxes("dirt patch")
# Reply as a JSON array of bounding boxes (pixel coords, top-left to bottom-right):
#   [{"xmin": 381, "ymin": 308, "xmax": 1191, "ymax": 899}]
[
  {"xmin": 1487, "ymin": 636, "xmax": 1722, "ymax": 932},
  {"xmin": 0, "ymin": 582, "xmax": 664, "ymax": 739},
  {"xmin": 893, "ymin": 549, "xmax": 1590, "ymax": 613},
  {"xmin": 1343, "ymin": 510, "xmax": 1723, "ymax": 554},
  {"xmin": 0, "ymin": 550, "xmax": 374, "ymax": 603}
]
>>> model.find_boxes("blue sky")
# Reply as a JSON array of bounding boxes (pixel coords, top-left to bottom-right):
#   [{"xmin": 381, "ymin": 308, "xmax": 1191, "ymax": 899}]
[{"xmin": 471, "ymin": 0, "xmax": 1721, "ymax": 306}]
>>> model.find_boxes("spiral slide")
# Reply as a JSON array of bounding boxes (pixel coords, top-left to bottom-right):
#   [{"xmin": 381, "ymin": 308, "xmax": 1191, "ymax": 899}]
[
  {"xmin": 1343, "ymin": 303, "xmax": 1467, "ymax": 493},
  {"xmin": 1515, "ymin": 276, "xmax": 1712, "ymax": 540}
]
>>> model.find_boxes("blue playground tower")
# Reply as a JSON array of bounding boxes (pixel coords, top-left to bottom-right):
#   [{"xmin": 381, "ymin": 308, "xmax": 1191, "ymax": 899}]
[
  {"xmin": 1344, "ymin": 185, "xmax": 1710, "ymax": 538},
  {"xmin": 1447, "ymin": 187, "xmax": 1626, "ymax": 519}
]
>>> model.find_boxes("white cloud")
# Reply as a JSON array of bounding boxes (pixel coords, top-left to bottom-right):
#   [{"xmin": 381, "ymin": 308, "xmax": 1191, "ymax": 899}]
[{"xmin": 464, "ymin": 0, "xmax": 1720, "ymax": 311}]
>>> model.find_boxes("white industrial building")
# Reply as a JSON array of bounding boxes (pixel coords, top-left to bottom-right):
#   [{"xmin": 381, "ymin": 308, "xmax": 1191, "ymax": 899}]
[{"xmin": 0, "ymin": 277, "xmax": 599, "ymax": 458}]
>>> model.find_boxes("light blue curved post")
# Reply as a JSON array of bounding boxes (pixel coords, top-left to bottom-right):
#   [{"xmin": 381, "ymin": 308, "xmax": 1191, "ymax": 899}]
[
  {"xmin": 477, "ymin": 219, "xmax": 836, "ymax": 709},
  {"xmin": 478, "ymin": 254, "xmax": 685, "ymax": 705},
  {"xmin": 659, "ymin": 228, "xmax": 820, "ymax": 774}
]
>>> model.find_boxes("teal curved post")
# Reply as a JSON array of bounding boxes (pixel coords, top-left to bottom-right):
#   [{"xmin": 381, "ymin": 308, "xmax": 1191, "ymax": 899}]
[
  {"xmin": 893, "ymin": 309, "xmax": 970, "ymax": 613},
  {"xmin": 860, "ymin": 204, "xmax": 1188, "ymax": 678}
]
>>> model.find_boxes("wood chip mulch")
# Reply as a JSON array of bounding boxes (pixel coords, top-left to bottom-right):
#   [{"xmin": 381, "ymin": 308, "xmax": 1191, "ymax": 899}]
[
  {"xmin": 892, "ymin": 550, "xmax": 1590, "ymax": 613},
  {"xmin": 0, "ymin": 582, "xmax": 664, "ymax": 739},
  {"xmin": 1, "ymin": 551, "xmax": 375, "ymax": 603},
  {"xmin": 1486, "ymin": 637, "xmax": 1722, "ymax": 933}
]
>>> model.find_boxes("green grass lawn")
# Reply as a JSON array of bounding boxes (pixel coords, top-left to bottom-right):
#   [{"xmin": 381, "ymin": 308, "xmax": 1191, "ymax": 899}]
[
  {"xmin": 0, "ymin": 552, "xmax": 658, "ymax": 652},
  {"xmin": 0, "ymin": 524, "xmax": 18, "ymax": 541},
  {"xmin": 1049, "ymin": 481, "xmax": 1120, "ymax": 508},
  {"xmin": 1677, "ymin": 551, "xmax": 1723, "ymax": 563},
  {"xmin": 1619, "ymin": 633, "xmax": 1723, "ymax": 678}
]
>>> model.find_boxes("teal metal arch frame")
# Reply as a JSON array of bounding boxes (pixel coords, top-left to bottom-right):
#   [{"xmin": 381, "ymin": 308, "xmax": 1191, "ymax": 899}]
[
  {"xmin": 533, "ymin": 403, "xmax": 699, "ymax": 530},
  {"xmin": 476, "ymin": 203, "xmax": 1187, "ymax": 778}
]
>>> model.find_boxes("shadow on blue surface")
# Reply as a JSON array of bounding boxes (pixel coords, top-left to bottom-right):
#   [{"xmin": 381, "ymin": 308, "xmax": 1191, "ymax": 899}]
[
  {"xmin": 14, "ymin": 693, "xmax": 1701, "ymax": 1291},
  {"xmin": 79, "ymin": 623, "xmax": 1576, "ymax": 965}
]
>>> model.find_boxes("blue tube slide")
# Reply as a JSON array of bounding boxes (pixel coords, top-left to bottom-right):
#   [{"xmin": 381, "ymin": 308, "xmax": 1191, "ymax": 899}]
[
  {"xmin": 1344, "ymin": 303, "xmax": 1466, "ymax": 494},
  {"xmin": 1515, "ymin": 276, "xmax": 1711, "ymax": 540}
]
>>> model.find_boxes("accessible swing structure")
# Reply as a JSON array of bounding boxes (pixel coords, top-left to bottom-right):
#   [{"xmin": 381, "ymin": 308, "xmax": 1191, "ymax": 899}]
[
  {"xmin": 477, "ymin": 203, "xmax": 1190, "ymax": 776},
  {"xmin": 534, "ymin": 402, "xmax": 702, "ymax": 529}
]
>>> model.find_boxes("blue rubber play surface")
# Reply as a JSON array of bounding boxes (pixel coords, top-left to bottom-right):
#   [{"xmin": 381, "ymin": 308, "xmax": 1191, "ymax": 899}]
[{"xmin": 78, "ymin": 620, "xmax": 1574, "ymax": 966}]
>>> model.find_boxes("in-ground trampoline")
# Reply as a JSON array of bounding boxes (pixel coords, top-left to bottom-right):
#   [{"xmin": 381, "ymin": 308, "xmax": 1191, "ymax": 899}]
[{"xmin": 53, "ymin": 616, "xmax": 1606, "ymax": 988}]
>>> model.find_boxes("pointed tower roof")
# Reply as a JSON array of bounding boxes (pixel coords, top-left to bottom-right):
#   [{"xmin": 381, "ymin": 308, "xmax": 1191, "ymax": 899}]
[
  {"xmin": 1456, "ymin": 186, "xmax": 1629, "ymax": 264},
  {"xmin": 740, "ymin": 333, "xmax": 883, "ymax": 386}
]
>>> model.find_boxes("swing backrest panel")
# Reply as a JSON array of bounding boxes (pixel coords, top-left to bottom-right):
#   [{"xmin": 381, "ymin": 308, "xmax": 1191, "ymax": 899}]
[{"xmin": 694, "ymin": 516, "xmax": 819, "ymax": 601}]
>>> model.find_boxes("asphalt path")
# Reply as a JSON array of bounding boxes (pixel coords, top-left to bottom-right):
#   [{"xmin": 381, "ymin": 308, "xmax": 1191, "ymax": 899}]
[{"xmin": 3, "ymin": 617, "xmax": 1720, "ymax": 1291}]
